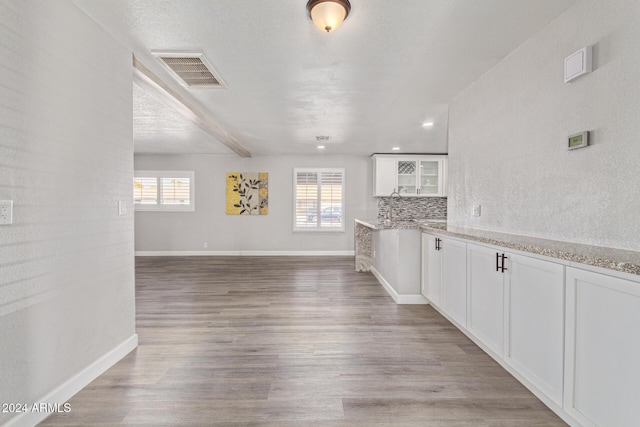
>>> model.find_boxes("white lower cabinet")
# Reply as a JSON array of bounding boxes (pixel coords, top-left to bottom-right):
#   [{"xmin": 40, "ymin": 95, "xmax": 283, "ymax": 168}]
[
  {"xmin": 505, "ymin": 253, "xmax": 565, "ymax": 407},
  {"xmin": 421, "ymin": 233, "xmax": 467, "ymax": 327},
  {"xmin": 466, "ymin": 243, "xmax": 565, "ymax": 405},
  {"xmin": 423, "ymin": 232, "xmax": 640, "ymax": 426},
  {"xmin": 564, "ymin": 267, "xmax": 640, "ymax": 427},
  {"xmin": 421, "ymin": 234, "xmax": 442, "ymax": 306},
  {"xmin": 441, "ymin": 238, "xmax": 467, "ymax": 327},
  {"xmin": 423, "ymin": 236, "xmax": 575, "ymax": 423},
  {"xmin": 466, "ymin": 243, "xmax": 505, "ymax": 357}
]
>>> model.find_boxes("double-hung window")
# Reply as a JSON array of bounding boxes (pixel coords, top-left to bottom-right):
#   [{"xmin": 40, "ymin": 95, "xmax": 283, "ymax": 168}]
[
  {"xmin": 133, "ymin": 170, "xmax": 195, "ymax": 212},
  {"xmin": 294, "ymin": 168, "xmax": 345, "ymax": 232}
]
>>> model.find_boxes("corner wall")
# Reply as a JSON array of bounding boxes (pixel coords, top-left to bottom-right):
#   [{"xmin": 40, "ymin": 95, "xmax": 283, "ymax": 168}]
[
  {"xmin": 447, "ymin": 0, "xmax": 640, "ymax": 250},
  {"xmin": 133, "ymin": 154, "xmax": 377, "ymax": 254},
  {"xmin": 0, "ymin": 1, "xmax": 136, "ymax": 424}
]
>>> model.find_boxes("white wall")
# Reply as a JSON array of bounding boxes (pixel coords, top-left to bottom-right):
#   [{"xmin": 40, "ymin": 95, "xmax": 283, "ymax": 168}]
[
  {"xmin": 0, "ymin": 1, "xmax": 136, "ymax": 424},
  {"xmin": 447, "ymin": 0, "xmax": 640, "ymax": 251},
  {"xmin": 134, "ymin": 154, "xmax": 377, "ymax": 253}
]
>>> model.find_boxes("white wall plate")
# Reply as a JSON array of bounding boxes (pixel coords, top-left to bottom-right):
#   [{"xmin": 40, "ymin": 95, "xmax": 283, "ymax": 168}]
[
  {"xmin": 564, "ymin": 46, "xmax": 592, "ymax": 83},
  {"xmin": 0, "ymin": 200, "xmax": 13, "ymax": 225}
]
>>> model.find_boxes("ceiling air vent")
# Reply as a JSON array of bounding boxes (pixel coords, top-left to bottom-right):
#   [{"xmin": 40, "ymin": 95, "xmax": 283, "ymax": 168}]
[{"xmin": 152, "ymin": 51, "xmax": 226, "ymax": 88}]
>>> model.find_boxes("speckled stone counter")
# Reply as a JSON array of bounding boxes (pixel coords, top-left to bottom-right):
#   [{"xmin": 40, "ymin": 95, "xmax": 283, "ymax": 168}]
[
  {"xmin": 354, "ymin": 218, "xmax": 446, "ymax": 272},
  {"xmin": 421, "ymin": 225, "xmax": 640, "ymax": 277},
  {"xmin": 355, "ymin": 219, "xmax": 640, "ymax": 276},
  {"xmin": 355, "ymin": 218, "xmax": 430, "ymax": 230},
  {"xmin": 354, "ymin": 221, "xmax": 373, "ymax": 272}
]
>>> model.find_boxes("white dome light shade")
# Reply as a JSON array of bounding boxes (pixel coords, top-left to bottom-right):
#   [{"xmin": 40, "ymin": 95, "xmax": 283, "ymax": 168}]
[{"xmin": 307, "ymin": 0, "xmax": 351, "ymax": 33}]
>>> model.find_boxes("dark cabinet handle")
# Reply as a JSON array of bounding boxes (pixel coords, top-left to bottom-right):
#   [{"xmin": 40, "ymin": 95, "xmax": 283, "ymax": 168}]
[{"xmin": 495, "ymin": 253, "xmax": 509, "ymax": 273}]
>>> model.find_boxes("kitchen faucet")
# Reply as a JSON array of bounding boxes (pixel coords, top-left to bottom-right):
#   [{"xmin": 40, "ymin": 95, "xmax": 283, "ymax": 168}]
[{"xmin": 386, "ymin": 190, "xmax": 402, "ymax": 223}]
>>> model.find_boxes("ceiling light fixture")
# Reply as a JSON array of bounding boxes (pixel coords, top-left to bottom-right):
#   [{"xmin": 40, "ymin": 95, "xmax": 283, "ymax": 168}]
[
  {"xmin": 392, "ymin": 147, "xmax": 401, "ymax": 151},
  {"xmin": 306, "ymin": 0, "xmax": 351, "ymax": 33},
  {"xmin": 317, "ymin": 145, "xmax": 326, "ymax": 150},
  {"xmin": 422, "ymin": 122, "xmax": 434, "ymax": 127}
]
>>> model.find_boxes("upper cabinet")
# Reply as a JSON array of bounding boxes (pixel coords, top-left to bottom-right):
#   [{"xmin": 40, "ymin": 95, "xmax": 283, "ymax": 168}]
[{"xmin": 372, "ymin": 154, "xmax": 448, "ymax": 197}]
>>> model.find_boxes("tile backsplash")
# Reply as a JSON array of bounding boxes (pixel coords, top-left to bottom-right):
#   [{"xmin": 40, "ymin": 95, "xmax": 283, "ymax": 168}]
[{"xmin": 377, "ymin": 197, "xmax": 447, "ymax": 221}]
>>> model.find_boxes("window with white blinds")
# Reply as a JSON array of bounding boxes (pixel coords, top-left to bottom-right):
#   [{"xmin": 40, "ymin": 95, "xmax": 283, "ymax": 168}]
[
  {"xmin": 133, "ymin": 171, "xmax": 194, "ymax": 212},
  {"xmin": 293, "ymin": 168, "xmax": 345, "ymax": 232}
]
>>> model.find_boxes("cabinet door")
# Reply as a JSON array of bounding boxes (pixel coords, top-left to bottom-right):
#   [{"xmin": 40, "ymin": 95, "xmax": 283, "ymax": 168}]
[
  {"xmin": 564, "ymin": 267, "xmax": 640, "ymax": 427},
  {"xmin": 441, "ymin": 238, "xmax": 467, "ymax": 327},
  {"xmin": 505, "ymin": 254, "xmax": 564, "ymax": 406},
  {"xmin": 396, "ymin": 160, "xmax": 418, "ymax": 195},
  {"xmin": 421, "ymin": 233, "xmax": 442, "ymax": 306},
  {"xmin": 466, "ymin": 243, "xmax": 504, "ymax": 356},
  {"xmin": 418, "ymin": 159, "xmax": 441, "ymax": 195},
  {"xmin": 373, "ymin": 156, "xmax": 397, "ymax": 196}
]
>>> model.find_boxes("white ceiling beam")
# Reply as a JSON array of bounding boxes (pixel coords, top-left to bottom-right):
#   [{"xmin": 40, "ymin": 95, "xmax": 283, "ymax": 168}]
[{"xmin": 132, "ymin": 55, "xmax": 251, "ymax": 158}]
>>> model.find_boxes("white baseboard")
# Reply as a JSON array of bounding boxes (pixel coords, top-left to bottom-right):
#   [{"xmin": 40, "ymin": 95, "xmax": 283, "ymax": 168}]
[
  {"xmin": 396, "ymin": 294, "xmax": 429, "ymax": 304},
  {"xmin": 135, "ymin": 250, "xmax": 355, "ymax": 256},
  {"xmin": 370, "ymin": 267, "xmax": 428, "ymax": 305},
  {"xmin": 4, "ymin": 334, "xmax": 138, "ymax": 427}
]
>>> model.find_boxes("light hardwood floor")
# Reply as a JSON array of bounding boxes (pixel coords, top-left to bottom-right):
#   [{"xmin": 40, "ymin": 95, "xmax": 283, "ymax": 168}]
[{"xmin": 41, "ymin": 256, "xmax": 566, "ymax": 426}]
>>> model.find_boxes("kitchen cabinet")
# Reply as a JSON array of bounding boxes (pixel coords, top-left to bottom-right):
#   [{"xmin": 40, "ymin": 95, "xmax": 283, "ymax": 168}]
[
  {"xmin": 466, "ymin": 243, "xmax": 505, "ymax": 357},
  {"xmin": 564, "ymin": 267, "xmax": 640, "ymax": 426},
  {"xmin": 504, "ymin": 253, "xmax": 564, "ymax": 407},
  {"xmin": 421, "ymin": 233, "xmax": 467, "ymax": 327},
  {"xmin": 441, "ymin": 238, "xmax": 467, "ymax": 327},
  {"xmin": 372, "ymin": 154, "xmax": 447, "ymax": 197},
  {"xmin": 372, "ymin": 155, "xmax": 396, "ymax": 197},
  {"xmin": 421, "ymin": 233, "xmax": 442, "ymax": 307},
  {"xmin": 466, "ymin": 243, "xmax": 564, "ymax": 405},
  {"xmin": 422, "ymin": 230, "xmax": 640, "ymax": 426}
]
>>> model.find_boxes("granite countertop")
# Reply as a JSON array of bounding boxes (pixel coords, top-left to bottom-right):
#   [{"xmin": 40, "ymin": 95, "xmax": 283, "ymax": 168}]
[
  {"xmin": 354, "ymin": 218, "xmax": 640, "ymax": 277},
  {"xmin": 355, "ymin": 218, "xmax": 447, "ymax": 230},
  {"xmin": 422, "ymin": 224, "xmax": 640, "ymax": 277}
]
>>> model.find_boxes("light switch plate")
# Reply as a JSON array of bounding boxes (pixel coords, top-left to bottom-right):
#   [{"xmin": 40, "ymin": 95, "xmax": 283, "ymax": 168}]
[
  {"xmin": 472, "ymin": 205, "xmax": 481, "ymax": 217},
  {"xmin": 118, "ymin": 200, "xmax": 127, "ymax": 216},
  {"xmin": 0, "ymin": 200, "xmax": 13, "ymax": 225}
]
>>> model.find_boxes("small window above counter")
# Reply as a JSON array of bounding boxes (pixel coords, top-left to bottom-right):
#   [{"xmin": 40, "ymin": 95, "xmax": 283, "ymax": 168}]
[{"xmin": 372, "ymin": 154, "xmax": 448, "ymax": 197}]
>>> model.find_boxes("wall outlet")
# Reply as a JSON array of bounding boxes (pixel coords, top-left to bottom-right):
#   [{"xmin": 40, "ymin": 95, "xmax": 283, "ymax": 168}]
[
  {"xmin": 203, "ymin": 242, "xmax": 208, "ymax": 249},
  {"xmin": 118, "ymin": 200, "xmax": 127, "ymax": 216},
  {"xmin": 0, "ymin": 200, "xmax": 13, "ymax": 225},
  {"xmin": 472, "ymin": 205, "xmax": 481, "ymax": 217}
]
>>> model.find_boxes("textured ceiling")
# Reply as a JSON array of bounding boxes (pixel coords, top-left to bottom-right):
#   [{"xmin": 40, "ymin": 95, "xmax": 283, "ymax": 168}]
[
  {"xmin": 133, "ymin": 83, "xmax": 234, "ymax": 154},
  {"xmin": 72, "ymin": 0, "xmax": 575, "ymax": 156}
]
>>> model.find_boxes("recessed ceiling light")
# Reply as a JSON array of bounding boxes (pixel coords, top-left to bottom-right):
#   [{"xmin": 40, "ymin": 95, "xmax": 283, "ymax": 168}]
[
  {"xmin": 317, "ymin": 145, "xmax": 326, "ymax": 150},
  {"xmin": 392, "ymin": 147, "xmax": 401, "ymax": 151},
  {"xmin": 422, "ymin": 122, "xmax": 434, "ymax": 127}
]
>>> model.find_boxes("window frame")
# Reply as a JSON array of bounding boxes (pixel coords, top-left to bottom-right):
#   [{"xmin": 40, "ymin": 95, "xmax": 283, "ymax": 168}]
[
  {"xmin": 293, "ymin": 167, "xmax": 345, "ymax": 233},
  {"xmin": 133, "ymin": 170, "xmax": 195, "ymax": 212}
]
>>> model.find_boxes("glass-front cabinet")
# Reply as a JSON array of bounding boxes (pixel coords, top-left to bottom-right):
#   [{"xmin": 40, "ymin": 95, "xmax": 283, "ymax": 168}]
[
  {"xmin": 397, "ymin": 160, "xmax": 418, "ymax": 195},
  {"xmin": 372, "ymin": 154, "xmax": 447, "ymax": 197},
  {"xmin": 419, "ymin": 160, "xmax": 440, "ymax": 195}
]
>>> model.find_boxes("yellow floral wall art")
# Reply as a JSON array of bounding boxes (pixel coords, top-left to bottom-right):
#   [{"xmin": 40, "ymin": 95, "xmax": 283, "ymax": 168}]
[{"xmin": 226, "ymin": 172, "xmax": 269, "ymax": 215}]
